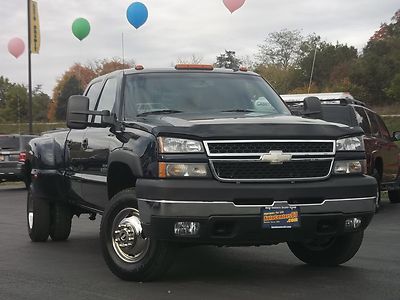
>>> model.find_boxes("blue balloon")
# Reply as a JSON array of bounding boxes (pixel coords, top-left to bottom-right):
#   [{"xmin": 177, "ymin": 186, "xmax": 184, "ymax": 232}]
[{"xmin": 126, "ymin": 2, "xmax": 148, "ymax": 29}]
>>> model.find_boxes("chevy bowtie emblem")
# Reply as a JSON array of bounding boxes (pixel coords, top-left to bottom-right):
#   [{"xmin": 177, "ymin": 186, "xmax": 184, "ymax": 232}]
[{"xmin": 260, "ymin": 150, "xmax": 292, "ymax": 164}]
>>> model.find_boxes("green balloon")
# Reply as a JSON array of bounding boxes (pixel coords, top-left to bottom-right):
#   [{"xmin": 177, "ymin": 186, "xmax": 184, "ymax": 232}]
[{"xmin": 72, "ymin": 18, "xmax": 91, "ymax": 41}]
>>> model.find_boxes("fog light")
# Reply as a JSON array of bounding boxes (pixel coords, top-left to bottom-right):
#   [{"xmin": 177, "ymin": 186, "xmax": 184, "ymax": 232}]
[
  {"xmin": 345, "ymin": 218, "xmax": 362, "ymax": 229},
  {"xmin": 174, "ymin": 222, "xmax": 200, "ymax": 236}
]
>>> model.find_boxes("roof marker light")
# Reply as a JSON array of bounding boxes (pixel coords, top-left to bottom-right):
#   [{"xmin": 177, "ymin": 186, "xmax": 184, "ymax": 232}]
[
  {"xmin": 135, "ymin": 65, "xmax": 144, "ymax": 70},
  {"xmin": 175, "ymin": 64, "xmax": 214, "ymax": 71}
]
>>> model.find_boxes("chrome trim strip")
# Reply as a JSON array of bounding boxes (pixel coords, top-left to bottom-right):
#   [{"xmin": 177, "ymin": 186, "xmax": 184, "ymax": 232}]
[
  {"xmin": 72, "ymin": 173, "xmax": 107, "ymax": 183},
  {"xmin": 138, "ymin": 196, "xmax": 376, "ymax": 208},
  {"xmin": 208, "ymin": 158, "xmax": 334, "ymax": 182},
  {"xmin": 203, "ymin": 140, "xmax": 336, "ymax": 157}
]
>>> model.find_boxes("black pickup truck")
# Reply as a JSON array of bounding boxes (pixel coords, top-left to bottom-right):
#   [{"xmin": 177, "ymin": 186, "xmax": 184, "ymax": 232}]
[{"xmin": 26, "ymin": 65, "xmax": 376, "ymax": 281}]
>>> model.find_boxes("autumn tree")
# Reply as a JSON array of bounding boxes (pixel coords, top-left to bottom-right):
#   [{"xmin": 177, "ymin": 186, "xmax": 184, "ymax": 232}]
[
  {"xmin": 350, "ymin": 9, "xmax": 400, "ymax": 104},
  {"xmin": 49, "ymin": 58, "xmax": 135, "ymax": 121}
]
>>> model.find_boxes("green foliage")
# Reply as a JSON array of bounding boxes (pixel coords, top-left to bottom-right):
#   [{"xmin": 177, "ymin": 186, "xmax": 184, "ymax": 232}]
[
  {"xmin": 215, "ymin": 50, "xmax": 242, "ymax": 69},
  {"xmin": 257, "ymin": 29, "xmax": 304, "ymax": 70},
  {"xmin": 350, "ymin": 10, "xmax": 400, "ymax": 104},
  {"xmin": 0, "ymin": 76, "xmax": 50, "ymax": 124},
  {"xmin": 299, "ymin": 42, "xmax": 358, "ymax": 89}
]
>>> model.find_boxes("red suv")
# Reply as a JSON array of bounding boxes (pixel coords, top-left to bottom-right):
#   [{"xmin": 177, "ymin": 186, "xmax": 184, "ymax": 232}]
[{"xmin": 281, "ymin": 93, "xmax": 400, "ymax": 211}]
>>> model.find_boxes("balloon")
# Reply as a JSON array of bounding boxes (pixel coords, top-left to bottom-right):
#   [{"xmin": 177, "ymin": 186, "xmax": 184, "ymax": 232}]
[
  {"xmin": 8, "ymin": 38, "xmax": 25, "ymax": 58},
  {"xmin": 126, "ymin": 2, "xmax": 148, "ymax": 29},
  {"xmin": 72, "ymin": 18, "xmax": 91, "ymax": 41},
  {"xmin": 223, "ymin": 0, "xmax": 246, "ymax": 13}
]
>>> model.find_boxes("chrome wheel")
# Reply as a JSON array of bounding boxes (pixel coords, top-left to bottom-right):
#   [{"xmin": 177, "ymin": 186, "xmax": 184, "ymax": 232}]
[{"xmin": 111, "ymin": 208, "xmax": 150, "ymax": 263}]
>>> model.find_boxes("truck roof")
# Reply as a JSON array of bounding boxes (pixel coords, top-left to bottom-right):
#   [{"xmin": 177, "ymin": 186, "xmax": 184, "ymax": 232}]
[
  {"xmin": 97, "ymin": 67, "xmax": 259, "ymax": 80},
  {"xmin": 280, "ymin": 92, "xmax": 355, "ymax": 102}
]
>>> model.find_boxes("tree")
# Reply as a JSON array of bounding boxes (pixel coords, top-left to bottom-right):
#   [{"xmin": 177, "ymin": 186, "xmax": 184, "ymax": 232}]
[
  {"xmin": 214, "ymin": 50, "xmax": 242, "ymax": 69},
  {"xmin": 91, "ymin": 58, "xmax": 134, "ymax": 76},
  {"xmin": 256, "ymin": 29, "xmax": 303, "ymax": 69},
  {"xmin": 49, "ymin": 58, "xmax": 135, "ymax": 121},
  {"xmin": 255, "ymin": 65, "xmax": 303, "ymax": 94},
  {"xmin": 299, "ymin": 41, "xmax": 358, "ymax": 90},
  {"xmin": 350, "ymin": 9, "xmax": 400, "ymax": 104},
  {"xmin": 32, "ymin": 86, "xmax": 51, "ymax": 122},
  {"xmin": 54, "ymin": 76, "xmax": 83, "ymax": 121}
]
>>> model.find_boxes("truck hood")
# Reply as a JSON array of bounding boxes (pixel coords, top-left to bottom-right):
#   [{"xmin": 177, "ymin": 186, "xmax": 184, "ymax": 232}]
[{"xmin": 126, "ymin": 113, "xmax": 363, "ymax": 139}]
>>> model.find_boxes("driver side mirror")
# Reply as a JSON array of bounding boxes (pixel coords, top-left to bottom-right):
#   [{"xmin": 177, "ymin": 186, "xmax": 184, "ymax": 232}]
[
  {"xmin": 66, "ymin": 95, "xmax": 113, "ymax": 130},
  {"xmin": 393, "ymin": 131, "xmax": 400, "ymax": 141},
  {"xmin": 66, "ymin": 95, "xmax": 89, "ymax": 129}
]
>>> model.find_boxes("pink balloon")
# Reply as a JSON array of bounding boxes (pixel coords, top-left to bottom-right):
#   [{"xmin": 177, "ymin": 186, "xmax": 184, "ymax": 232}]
[
  {"xmin": 8, "ymin": 37, "xmax": 25, "ymax": 59},
  {"xmin": 223, "ymin": 0, "xmax": 246, "ymax": 13}
]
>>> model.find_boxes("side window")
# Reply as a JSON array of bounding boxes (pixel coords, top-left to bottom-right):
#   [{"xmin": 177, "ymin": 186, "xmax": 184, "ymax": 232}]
[
  {"xmin": 85, "ymin": 81, "xmax": 102, "ymax": 110},
  {"xmin": 375, "ymin": 114, "xmax": 391, "ymax": 140},
  {"xmin": 96, "ymin": 78, "xmax": 118, "ymax": 112},
  {"xmin": 354, "ymin": 106, "xmax": 371, "ymax": 134},
  {"xmin": 366, "ymin": 109, "xmax": 380, "ymax": 137}
]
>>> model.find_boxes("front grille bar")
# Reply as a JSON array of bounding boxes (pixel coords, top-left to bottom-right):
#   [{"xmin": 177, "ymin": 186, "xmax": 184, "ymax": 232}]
[
  {"xmin": 209, "ymin": 158, "xmax": 334, "ymax": 182},
  {"xmin": 204, "ymin": 140, "xmax": 336, "ymax": 157}
]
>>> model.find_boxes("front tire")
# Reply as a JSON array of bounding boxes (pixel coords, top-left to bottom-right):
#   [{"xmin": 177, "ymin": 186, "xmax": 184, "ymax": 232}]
[
  {"xmin": 27, "ymin": 186, "xmax": 50, "ymax": 242},
  {"xmin": 287, "ymin": 231, "xmax": 364, "ymax": 266},
  {"xmin": 100, "ymin": 189, "xmax": 175, "ymax": 281}
]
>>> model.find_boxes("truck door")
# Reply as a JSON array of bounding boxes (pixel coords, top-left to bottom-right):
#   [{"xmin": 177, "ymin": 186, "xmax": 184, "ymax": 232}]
[
  {"xmin": 65, "ymin": 80, "xmax": 103, "ymax": 207},
  {"xmin": 81, "ymin": 77, "xmax": 122, "ymax": 210}
]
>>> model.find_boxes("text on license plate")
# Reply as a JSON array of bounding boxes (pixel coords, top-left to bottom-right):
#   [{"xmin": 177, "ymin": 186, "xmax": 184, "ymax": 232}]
[{"xmin": 261, "ymin": 206, "xmax": 300, "ymax": 229}]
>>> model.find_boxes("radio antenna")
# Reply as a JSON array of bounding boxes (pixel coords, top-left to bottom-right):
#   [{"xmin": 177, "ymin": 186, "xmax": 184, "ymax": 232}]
[
  {"xmin": 122, "ymin": 32, "xmax": 125, "ymax": 73},
  {"xmin": 308, "ymin": 46, "xmax": 317, "ymax": 93}
]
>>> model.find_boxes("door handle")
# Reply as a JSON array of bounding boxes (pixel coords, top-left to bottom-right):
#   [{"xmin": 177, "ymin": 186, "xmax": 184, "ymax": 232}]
[{"xmin": 82, "ymin": 138, "xmax": 88, "ymax": 150}]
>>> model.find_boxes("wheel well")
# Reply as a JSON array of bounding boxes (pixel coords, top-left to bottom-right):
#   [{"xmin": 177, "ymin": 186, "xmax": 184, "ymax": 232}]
[{"xmin": 107, "ymin": 162, "xmax": 137, "ymax": 200}]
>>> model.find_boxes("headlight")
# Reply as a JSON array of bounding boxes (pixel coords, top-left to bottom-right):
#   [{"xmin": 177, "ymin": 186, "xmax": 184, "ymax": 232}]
[
  {"xmin": 158, "ymin": 137, "xmax": 204, "ymax": 153},
  {"xmin": 333, "ymin": 160, "xmax": 366, "ymax": 175},
  {"xmin": 336, "ymin": 136, "xmax": 364, "ymax": 151},
  {"xmin": 159, "ymin": 162, "xmax": 210, "ymax": 178}
]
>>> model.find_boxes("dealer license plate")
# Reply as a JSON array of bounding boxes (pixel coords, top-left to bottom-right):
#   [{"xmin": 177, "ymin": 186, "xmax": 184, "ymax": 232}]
[{"xmin": 262, "ymin": 206, "xmax": 300, "ymax": 229}]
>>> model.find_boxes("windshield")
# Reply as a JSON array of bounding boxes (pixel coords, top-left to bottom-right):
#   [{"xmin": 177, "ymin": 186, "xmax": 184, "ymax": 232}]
[{"xmin": 123, "ymin": 72, "xmax": 290, "ymax": 119}]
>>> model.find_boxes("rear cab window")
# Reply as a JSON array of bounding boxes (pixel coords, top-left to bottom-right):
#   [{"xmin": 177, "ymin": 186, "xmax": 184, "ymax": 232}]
[
  {"xmin": 353, "ymin": 106, "xmax": 371, "ymax": 135},
  {"xmin": 366, "ymin": 109, "xmax": 381, "ymax": 137}
]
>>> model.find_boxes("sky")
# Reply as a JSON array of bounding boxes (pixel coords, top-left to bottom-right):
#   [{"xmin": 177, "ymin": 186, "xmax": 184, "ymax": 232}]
[{"xmin": 0, "ymin": 0, "xmax": 399, "ymax": 96}]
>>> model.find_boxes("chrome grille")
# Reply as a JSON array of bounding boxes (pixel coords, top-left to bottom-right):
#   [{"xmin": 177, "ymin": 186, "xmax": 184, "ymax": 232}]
[
  {"xmin": 204, "ymin": 140, "xmax": 335, "ymax": 156},
  {"xmin": 211, "ymin": 159, "xmax": 333, "ymax": 182},
  {"xmin": 204, "ymin": 140, "xmax": 335, "ymax": 182}
]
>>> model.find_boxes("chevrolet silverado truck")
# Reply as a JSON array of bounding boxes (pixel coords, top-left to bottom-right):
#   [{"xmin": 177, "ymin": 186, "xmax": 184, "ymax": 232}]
[{"xmin": 26, "ymin": 65, "xmax": 377, "ymax": 281}]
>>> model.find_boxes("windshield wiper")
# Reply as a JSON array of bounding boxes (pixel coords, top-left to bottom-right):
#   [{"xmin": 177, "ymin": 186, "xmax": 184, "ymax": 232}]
[
  {"xmin": 219, "ymin": 109, "xmax": 255, "ymax": 113},
  {"xmin": 136, "ymin": 109, "xmax": 183, "ymax": 117}
]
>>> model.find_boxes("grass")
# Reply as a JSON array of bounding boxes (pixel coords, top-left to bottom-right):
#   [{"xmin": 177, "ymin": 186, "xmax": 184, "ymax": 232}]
[
  {"xmin": 0, "ymin": 122, "xmax": 66, "ymax": 135},
  {"xmin": 371, "ymin": 105, "xmax": 400, "ymax": 116},
  {"xmin": 382, "ymin": 116, "xmax": 400, "ymax": 133}
]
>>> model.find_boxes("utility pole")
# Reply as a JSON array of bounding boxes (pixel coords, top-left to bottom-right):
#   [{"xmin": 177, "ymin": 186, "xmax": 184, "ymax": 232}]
[{"xmin": 27, "ymin": 0, "xmax": 33, "ymax": 134}]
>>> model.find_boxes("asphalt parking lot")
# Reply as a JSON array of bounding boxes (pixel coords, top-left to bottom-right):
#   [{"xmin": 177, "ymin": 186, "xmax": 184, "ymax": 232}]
[{"xmin": 0, "ymin": 183, "xmax": 399, "ymax": 300}]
